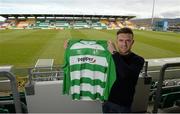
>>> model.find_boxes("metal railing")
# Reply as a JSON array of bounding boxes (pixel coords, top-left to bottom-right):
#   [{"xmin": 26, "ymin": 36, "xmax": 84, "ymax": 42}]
[
  {"xmin": 152, "ymin": 62, "xmax": 180, "ymax": 113},
  {"xmin": 0, "ymin": 71, "xmax": 22, "ymax": 113},
  {"xmin": 28, "ymin": 66, "xmax": 63, "ymax": 84}
]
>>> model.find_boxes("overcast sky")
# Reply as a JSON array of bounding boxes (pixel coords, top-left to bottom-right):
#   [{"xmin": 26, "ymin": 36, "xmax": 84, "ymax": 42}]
[{"xmin": 0, "ymin": 0, "xmax": 180, "ymax": 20}]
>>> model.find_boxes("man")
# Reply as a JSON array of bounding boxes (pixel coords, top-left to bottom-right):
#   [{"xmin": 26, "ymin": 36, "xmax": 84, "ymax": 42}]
[{"xmin": 103, "ymin": 27, "xmax": 144, "ymax": 113}]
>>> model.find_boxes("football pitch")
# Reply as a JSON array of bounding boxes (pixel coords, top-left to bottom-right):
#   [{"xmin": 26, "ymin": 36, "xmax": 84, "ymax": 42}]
[{"xmin": 0, "ymin": 29, "xmax": 180, "ymax": 68}]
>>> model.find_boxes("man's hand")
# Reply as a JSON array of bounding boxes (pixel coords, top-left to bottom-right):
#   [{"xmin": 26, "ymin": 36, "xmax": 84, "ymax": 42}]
[
  {"xmin": 107, "ymin": 40, "xmax": 116, "ymax": 54},
  {"xmin": 64, "ymin": 39, "xmax": 69, "ymax": 49}
]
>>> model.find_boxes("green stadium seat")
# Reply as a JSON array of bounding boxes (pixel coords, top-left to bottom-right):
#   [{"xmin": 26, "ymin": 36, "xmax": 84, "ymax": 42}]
[
  {"xmin": 0, "ymin": 108, "xmax": 9, "ymax": 113},
  {"xmin": 0, "ymin": 92, "xmax": 27, "ymax": 113},
  {"xmin": 152, "ymin": 85, "xmax": 180, "ymax": 102},
  {"xmin": 159, "ymin": 91, "xmax": 180, "ymax": 108},
  {"xmin": 161, "ymin": 86, "xmax": 180, "ymax": 95},
  {"xmin": 0, "ymin": 96, "xmax": 13, "ymax": 101}
]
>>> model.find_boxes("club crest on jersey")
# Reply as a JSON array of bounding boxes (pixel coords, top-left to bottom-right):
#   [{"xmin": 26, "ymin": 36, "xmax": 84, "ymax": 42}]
[{"xmin": 77, "ymin": 57, "xmax": 96, "ymax": 63}]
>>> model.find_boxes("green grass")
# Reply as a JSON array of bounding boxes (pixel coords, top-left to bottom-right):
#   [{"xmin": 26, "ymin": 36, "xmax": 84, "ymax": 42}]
[{"xmin": 0, "ymin": 29, "xmax": 180, "ymax": 68}]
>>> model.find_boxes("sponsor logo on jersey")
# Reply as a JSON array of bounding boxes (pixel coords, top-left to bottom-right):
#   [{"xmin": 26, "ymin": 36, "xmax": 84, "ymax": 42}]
[{"xmin": 77, "ymin": 57, "xmax": 96, "ymax": 63}]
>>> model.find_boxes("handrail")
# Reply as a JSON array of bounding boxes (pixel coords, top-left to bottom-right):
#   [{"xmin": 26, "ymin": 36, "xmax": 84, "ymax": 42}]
[
  {"xmin": 28, "ymin": 67, "xmax": 63, "ymax": 83},
  {"xmin": 0, "ymin": 71, "xmax": 22, "ymax": 113},
  {"xmin": 142, "ymin": 61, "xmax": 148, "ymax": 77},
  {"xmin": 152, "ymin": 62, "xmax": 180, "ymax": 113}
]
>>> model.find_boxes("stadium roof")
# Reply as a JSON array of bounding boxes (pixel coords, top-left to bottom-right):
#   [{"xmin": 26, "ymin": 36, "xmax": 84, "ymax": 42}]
[{"xmin": 0, "ymin": 14, "xmax": 135, "ymax": 20}]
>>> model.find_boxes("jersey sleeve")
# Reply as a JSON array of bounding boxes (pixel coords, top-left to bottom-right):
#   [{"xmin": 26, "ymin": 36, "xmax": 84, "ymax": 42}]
[
  {"xmin": 62, "ymin": 42, "xmax": 71, "ymax": 95},
  {"xmin": 100, "ymin": 41, "xmax": 116, "ymax": 100},
  {"xmin": 103, "ymin": 53, "xmax": 116, "ymax": 100}
]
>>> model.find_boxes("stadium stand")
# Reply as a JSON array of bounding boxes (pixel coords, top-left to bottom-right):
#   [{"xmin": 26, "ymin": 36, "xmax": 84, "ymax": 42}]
[
  {"xmin": 55, "ymin": 20, "xmax": 69, "ymax": 29},
  {"xmin": 36, "ymin": 20, "xmax": 49, "ymax": 29},
  {"xmin": 17, "ymin": 20, "xmax": 29, "ymax": 29},
  {"xmin": 109, "ymin": 21, "xmax": 117, "ymax": 29},
  {"xmin": 26, "ymin": 19, "xmax": 36, "ymax": 29},
  {"xmin": 91, "ymin": 21, "xmax": 107, "ymax": 29},
  {"xmin": 0, "ymin": 21, "xmax": 4, "ymax": 26},
  {"xmin": 124, "ymin": 20, "xmax": 135, "ymax": 29},
  {"xmin": 73, "ymin": 20, "xmax": 89, "ymax": 29},
  {"xmin": 6, "ymin": 19, "xmax": 16, "ymax": 29},
  {"xmin": 0, "ymin": 23, "xmax": 9, "ymax": 29},
  {"xmin": 116, "ymin": 21, "xmax": 124, "ymax": 28},
  {"xmin": 0, "ymin": 14, "xmax": 135, "ymax": 29},
  {"xmin": 100, "ymin": 19, "xmax": 109, "ymax": 25}
]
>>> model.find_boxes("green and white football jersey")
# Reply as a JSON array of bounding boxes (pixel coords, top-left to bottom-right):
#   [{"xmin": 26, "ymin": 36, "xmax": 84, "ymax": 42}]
[{"xmin": 63, "ymin": 39, "xmax": 116, "ymax": 101}]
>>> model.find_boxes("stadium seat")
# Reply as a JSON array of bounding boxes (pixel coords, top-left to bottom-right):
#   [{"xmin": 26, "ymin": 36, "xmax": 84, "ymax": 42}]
[
  {"xmin": 0, "ymin": 92, "xmax": 27, "ymax": 113},
  {"xmin": 152, "ymin": 85, "xmax": 180, "ymax": 102},
  {"xmin": 0, "ymin": 108, "xmax": 9, "ymax": 113},
  {"xmin": 159, "ymin": 91, "xmax": 180, "ymax": 108},
  {"xmin": 161, "ymin": 86, "xmax": 180, "ymax": 95}
]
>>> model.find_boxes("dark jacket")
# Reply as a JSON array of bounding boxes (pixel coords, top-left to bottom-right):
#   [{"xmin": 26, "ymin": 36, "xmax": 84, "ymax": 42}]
[{"xmin": 108, "ymin": 52, "xmax": 144, "ymax": 107}]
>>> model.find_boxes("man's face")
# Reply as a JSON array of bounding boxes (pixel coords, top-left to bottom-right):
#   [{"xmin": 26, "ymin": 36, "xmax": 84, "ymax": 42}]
[{"xmin": 116, "ymin": 33, "xmax": 134, "ymax": 55}]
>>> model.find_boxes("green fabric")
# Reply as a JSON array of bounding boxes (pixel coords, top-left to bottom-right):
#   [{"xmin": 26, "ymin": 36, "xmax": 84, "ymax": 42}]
[
  {"xmin": 70, "ymin": 63, "xmax": 107, "ymax": 72},
  {"xmin": 62, "ymin": 39, "xmax": 116, "ymax": 101},
  {"xmin": 71, "ymin": 78, "xmax": 106, "ymax": 88},
  {"xmin": 72, "ymin": 92, "xmax": 104, "ymax": 100},
  {"xmin": 70, "ymin": 48, "xmax": 107, "ymax": 57}
]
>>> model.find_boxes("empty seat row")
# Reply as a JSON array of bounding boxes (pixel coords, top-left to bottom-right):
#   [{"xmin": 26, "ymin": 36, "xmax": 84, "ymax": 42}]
[
  {"xmin": 159, "ymin": 91, "xmax": 180, "ymax": 108},
  {"xmin": 149, "ymin": 84, "xmax": 180, "ymax": 103}
]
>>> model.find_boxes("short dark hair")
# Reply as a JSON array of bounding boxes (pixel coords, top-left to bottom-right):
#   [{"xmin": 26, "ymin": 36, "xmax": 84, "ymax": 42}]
[{"xmin": 116, "ymin": 27, "xmax": 134, "ymax": 38}]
